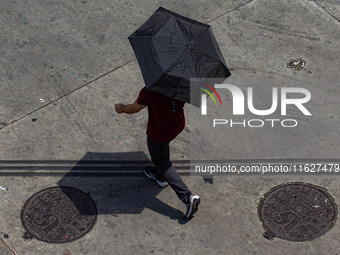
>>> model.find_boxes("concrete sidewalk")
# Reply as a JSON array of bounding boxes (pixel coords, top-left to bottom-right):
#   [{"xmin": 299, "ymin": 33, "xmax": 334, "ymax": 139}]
[{"xmin": 0, "ymin": 0, "xmax": 339, "ymax": 254}]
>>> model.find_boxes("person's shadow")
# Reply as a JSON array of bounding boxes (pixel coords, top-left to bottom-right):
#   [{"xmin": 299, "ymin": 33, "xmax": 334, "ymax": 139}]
[{"xmin": 56, "ymin": 151, "xmax": 190, "ymax": 224}]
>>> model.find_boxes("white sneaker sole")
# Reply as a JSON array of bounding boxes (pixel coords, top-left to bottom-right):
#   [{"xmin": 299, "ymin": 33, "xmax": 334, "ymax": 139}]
[{"xmin": 186, "ymin": 195, "xmax": 200, "ymax": 218}]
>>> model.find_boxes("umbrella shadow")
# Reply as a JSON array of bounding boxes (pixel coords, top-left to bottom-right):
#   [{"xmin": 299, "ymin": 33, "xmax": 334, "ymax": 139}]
[{"xmin": 56, "ymin": 151, "xmax": 189, "ymax": 224}]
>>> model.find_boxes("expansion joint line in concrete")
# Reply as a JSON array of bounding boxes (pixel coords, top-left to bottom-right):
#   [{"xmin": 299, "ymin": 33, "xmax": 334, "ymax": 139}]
[
  {"xmin": 0, "ymin": 237, "xmax": 16, "ymax": 255},
  {"xmin": 207, "ymin": 0, "xmax": 254, "ymax": 24},
  {"xmin": 312, "ymin": 0, "xmax": 340, "ymax": 23}
]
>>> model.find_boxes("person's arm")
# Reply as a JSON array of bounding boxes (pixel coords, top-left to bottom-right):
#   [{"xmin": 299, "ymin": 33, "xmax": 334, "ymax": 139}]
[{"xmin": 115, "ymin": 100, "xmax": 146, "ymax": 114}]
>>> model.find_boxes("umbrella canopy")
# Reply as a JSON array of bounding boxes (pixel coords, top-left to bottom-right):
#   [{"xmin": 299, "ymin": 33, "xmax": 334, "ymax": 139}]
[{"xmin": 128, "ymin": 7, "xmax": 231, "ymax": 106}]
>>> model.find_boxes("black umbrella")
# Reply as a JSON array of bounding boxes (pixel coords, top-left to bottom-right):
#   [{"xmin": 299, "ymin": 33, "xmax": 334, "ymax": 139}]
[{"xmin": 128, "ymin": 7, "xmax": 231, "ymax": 107}]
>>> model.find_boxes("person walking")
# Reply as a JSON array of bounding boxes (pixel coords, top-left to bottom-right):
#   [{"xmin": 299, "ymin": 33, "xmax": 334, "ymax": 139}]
[{"xmin": 115, "ymin": 87, "xmax": 200, "ymax": 218}]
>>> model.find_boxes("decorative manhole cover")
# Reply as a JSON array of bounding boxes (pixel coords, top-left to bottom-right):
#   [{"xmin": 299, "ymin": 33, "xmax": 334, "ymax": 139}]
[
  {"xmin": 21, "ymin": 186, "xmax": 97, "ymax": 243},
  {"xmin": 258, "ymin": 182, "xmax": 337, "ymax": 242},
  {"xmin": 287, "ymin": 59, "xmax": 306, "ymax": 71}
]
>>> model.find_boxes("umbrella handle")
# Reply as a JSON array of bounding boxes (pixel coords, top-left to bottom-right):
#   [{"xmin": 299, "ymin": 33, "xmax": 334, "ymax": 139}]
[{"xmin": 172, "ymin": 99, "xmax": 176, "ymax": 112}]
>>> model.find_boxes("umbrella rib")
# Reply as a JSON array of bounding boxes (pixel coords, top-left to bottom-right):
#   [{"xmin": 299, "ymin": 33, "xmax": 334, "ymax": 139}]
[
  {"xmin": 166, "ymin": 50, "xmax": 197, "ymax": 77},
  {"xmin": 153, "ymin": 36, "xmax": 189, "ymax": 69},
  {"xmin": 190, "ymin": 51, "xmax": 208, "ymax": 77},
  {"xmin": 193, "ymin": 47, "xmax": 225, "ymax": 66},
  {"xmin": 166, "ymin": 22, "xmax": 188, "ymax": 41},
  {"xmin": 153, "ymin": 37, "xmax": 187, "ymax": 50},
  {"xmin": 191, "ymin": 27, "xmax": 225, "ymax": 64},
  {"xmin": 188, "ymin": 51, "xmax": 203, "ymax": 77},
  {"xmin": 153, "ymin": 41, "xmax": 186, "ymax": 65},
  {"xmin": 154, "ymin": 38, "xmax": 186, "ymax": 46},
  {"xmin": 154, "ymin": 31, "xmax": 188, "ymax": 47}
]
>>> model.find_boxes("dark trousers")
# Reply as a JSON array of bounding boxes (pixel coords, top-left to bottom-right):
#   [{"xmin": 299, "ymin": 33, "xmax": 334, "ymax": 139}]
[{"xmin": 147, "ymin": 136, "xmax": 191, "ymax": 203}]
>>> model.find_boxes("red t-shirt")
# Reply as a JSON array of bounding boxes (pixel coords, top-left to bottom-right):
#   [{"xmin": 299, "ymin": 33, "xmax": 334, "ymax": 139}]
[{"xmin": 137, "ymin": 87, "xmax": 185, "ymax": 143}]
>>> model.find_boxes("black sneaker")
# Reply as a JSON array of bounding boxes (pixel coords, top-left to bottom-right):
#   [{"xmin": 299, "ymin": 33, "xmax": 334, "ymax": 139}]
[
  {"xmin": 144, "ymin": 166, "xmax": 168, "ymax": 188},
  {"xmin": 186, "ymin": 195, "xmax": 200, "ymax": 218}
]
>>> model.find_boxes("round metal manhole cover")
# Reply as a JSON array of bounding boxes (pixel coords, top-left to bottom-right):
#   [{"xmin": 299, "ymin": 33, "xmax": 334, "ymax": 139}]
[
  {"xmin": 21, "ymin": 186, "xmax": 97, "ymax": 243},
  {"xmin": 287, "ymin": 59, "xmax": 306, "ymax": 71},
  {"xmin": 258, "ymin": 182, "xmax": 338, "ymax": 242}
]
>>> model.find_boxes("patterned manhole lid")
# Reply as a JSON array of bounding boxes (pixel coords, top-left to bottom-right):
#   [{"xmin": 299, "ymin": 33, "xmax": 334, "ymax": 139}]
[
  {"xmin": 287, "ymin": 59, "xmax": 306, "ymax": 71},
  {"xmin": 258, "ymin": 182, "xmax": 337, "ymax": 242},
  {"xmin": 21, "ymin": 186, "xmax": 97, "ymax": 243}
]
